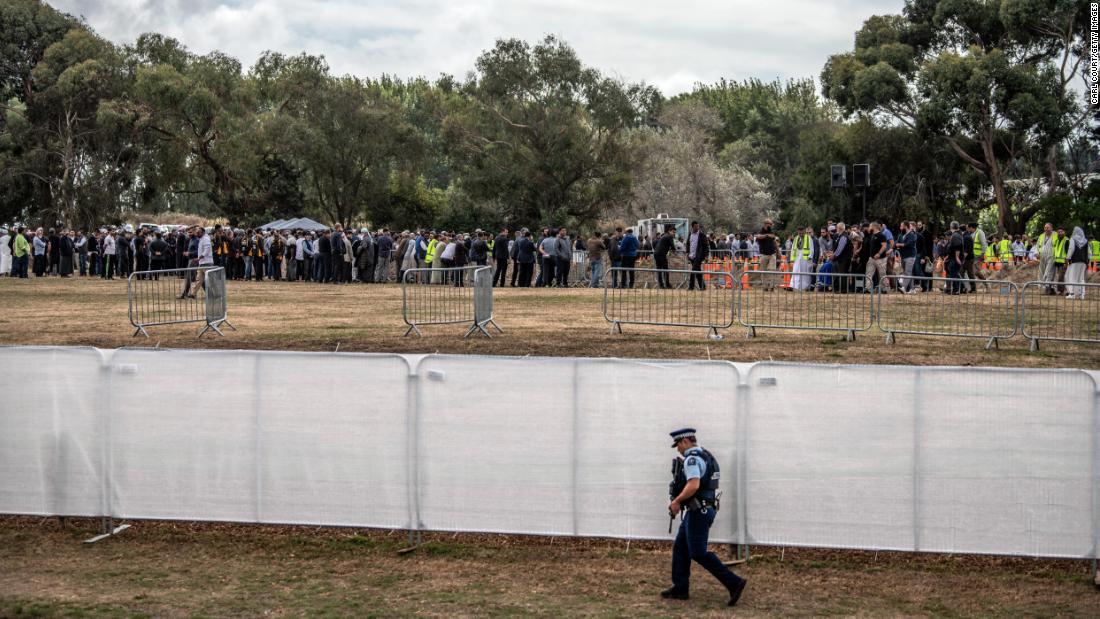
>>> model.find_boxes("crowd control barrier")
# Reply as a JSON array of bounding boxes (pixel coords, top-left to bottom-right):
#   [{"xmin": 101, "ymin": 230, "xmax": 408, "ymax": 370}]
[
  {"xmin": 878, "ymin": 276, "xmax": 1019, "ymax": 349},
  {"xmin": 127, "ymin": 266, "xmax": 233, "ymax": 337},
  {"xmin": 402, "ymin": 266, "xmax": 500, "ymax": 338},
  {"xmin": 736, "ymin": 271, "xmax": 876, "ymax": 341},
  {"xmin": 1, "ymin": 347, "xmax": 1097, "ymax": 568},
  {"xmin": 603, "ymin": 267, "xmax": 735, "ymax": 338},
  {"xmin": 1020, "ymin": 281, "xmax": 1100, "ymax": 351}
]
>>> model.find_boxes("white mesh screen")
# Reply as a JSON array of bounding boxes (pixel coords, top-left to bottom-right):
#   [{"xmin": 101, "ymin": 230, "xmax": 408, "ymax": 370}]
[
  {"xmin": 0, "ymin": 347, "xmax": 105, "ymax": 517},
  {"xmin": 0, "ymin": 347, "xmax": 1095, "ymax": 560}
]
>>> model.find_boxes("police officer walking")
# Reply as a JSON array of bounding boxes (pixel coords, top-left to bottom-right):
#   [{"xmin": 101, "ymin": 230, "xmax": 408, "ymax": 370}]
[{"xmin": 663, "ymin": 427, "xmax": 747, "ymax": 607}]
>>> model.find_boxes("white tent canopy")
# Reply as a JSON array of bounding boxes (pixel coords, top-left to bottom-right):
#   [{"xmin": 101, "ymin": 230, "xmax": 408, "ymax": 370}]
[{"xmin": 258, "ymin": 217, "xmax": 329, "ymax": 231}]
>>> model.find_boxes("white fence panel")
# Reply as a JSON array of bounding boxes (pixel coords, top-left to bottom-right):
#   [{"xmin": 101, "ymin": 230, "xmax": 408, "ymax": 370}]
[
  {"xmin": 744, "ymin": 363, "xmax": 1098, "ymax": 558},
  {"xmin": 106, "ymin": 349, "xmax": 412, "ymax": 527},
  {"xmin": 0, "ymin": 347, "xmax": 105, "ymax": 517}
]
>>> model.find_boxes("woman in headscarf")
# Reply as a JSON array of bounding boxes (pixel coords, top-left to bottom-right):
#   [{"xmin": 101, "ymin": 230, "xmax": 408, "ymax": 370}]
[{"xmin": 1064, "ymin": 226, "xmax": 1089, "ymax": 300}]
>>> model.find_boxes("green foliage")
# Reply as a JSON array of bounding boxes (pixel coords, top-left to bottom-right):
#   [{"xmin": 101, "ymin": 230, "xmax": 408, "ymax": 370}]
[
  {"xmin": 821, "ymin": 0, "xmax": 1088, "ymax": 233},
  {"xmin": 442, "ymin": 35, "xmax": 658, "ymax": 229}
]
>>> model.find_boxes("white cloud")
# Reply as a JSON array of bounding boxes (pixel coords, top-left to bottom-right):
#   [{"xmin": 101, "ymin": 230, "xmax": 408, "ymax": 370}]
[{"xmin": 53, "ymin": 0, "xmax": 904, "ymax": 95}]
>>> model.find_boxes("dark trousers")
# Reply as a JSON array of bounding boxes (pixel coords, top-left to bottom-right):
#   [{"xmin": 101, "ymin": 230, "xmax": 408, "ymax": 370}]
[
  {"xmin": 540, "ymin": 256, "xmax": 556, "ymax": 287},
  {"xmin": 618, "ymin": 256, "xmax": 636, "ymax": 288},
  {"xmin": 13, "ymin": 254, "xmax": 29, "ymax": 278},
  {"xmin": 493, "ymin": 260, "xmax": 508, "ymax": 286},
  {"xmin": 555, "ymin": 257, "xmax": 570, "ymax": 287},
  {"xmin": 253, "ymin": 258, "xmax": 264, "ymax": 282},
  {"xmin": 947, "ymin": 258, "xmax": 962, "ymax": 294},
  {"xmin": 833, "ymin": 260, "xmax": 851, "ymax": 293},
  {"xmin": 655, "ymin": 256, "xmax": 671, "ymax": 288},
  {"xmin": 688, "ymin": 258, "xmax": 705, "ymax": 290},
  {"xmin": 510, "ymin": 259, "xmax": 519, "ymax": 286},
  {"xmin": 102, "ymin": 255, "xmax": 114, "ymax": 280},
  {"xmin": 518, "ymin": 261, "xmax": 534, "ymax": 287},
  {"xmin": 670, "ymin": 507, "xmax": 743, "ymax": 594},
  {"xmin": 272, "ymin": 259, "xmax": 282, "ymax": 281}
]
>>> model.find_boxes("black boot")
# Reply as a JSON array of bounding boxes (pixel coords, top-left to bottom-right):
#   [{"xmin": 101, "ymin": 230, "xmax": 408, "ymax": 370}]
[
  {"xmin": 727, "ymin": 577, "xmax": 747, "ymax": 606},
  {"xmin": 660, "ymin": 587, "xmax": 689, "ymax": 600}
]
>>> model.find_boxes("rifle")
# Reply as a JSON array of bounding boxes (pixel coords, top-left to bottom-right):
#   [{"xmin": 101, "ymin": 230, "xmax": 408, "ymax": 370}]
[{"xmin": 668, "ymin": 456, "xmax": 684, "ymax": 533}]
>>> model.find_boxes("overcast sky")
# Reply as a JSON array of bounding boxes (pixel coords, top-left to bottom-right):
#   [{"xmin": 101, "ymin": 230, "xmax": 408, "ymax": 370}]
[{"xmin": 51, "ymin": 0, "xmax": 905, "ymax": 96}]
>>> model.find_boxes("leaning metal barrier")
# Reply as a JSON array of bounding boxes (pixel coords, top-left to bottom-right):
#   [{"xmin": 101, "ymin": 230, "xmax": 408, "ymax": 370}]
[
  {"xmin": 603, "ymin": 267, "xmax": 735, "ymax": 338},
  {"xmin": 402, "ymin": 266, "xmax": 499, "ymax": 338},
  {"xmin": 877, "ymin": 276, "xmax": 1019, "ymax": 349},
  {"xmin": 1020, "ymin": 281, "xmax": 1100, "ymax": 351},
  {"xmin": 128, "ymin": 266, "xmax": 234, "ymax": 337},
  {"xmin": 737, "ymin": 270, "xmax": 875, "ymax": 340}
]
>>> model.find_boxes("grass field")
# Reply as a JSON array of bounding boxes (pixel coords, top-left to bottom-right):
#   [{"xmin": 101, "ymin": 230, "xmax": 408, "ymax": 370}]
[
  {"xmin": 1, "ymin": 274, "xmax": 1099, "ymax": 617},
  {"xmin": 1, "ymin": 517, "xmax": 1097, "ymax": 618},
  {"xmin": 0, "ymin": 273, "xmax": 1097, "ymax": 369}
]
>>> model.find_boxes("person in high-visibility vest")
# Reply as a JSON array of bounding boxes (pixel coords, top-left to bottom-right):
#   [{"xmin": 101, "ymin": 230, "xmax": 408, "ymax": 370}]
[
  {"xmin": 1052, "ymin": 227, "xmax": 1070, "ymax": 295},
  {"xmin": 997, "ymin": 235, "xmax": 1012, "ymax": 267},
  {"xmin": 983, "ymin": 242, "xmax": 996, "ymax": 269},
  {"xmin": 789, "ymin": 226, "xmax": 814, "ymax": 290},
  {"xmin": 425, "ymin": 233, "xmax": 441, "ymax": 284},
  {"xmin": 1089, "ymin": 236, "xmax": 1100, "ymax": 269},
  {"xmin": 1035, "ymin": 223, "xmax": 1058, "ymax": 294}
]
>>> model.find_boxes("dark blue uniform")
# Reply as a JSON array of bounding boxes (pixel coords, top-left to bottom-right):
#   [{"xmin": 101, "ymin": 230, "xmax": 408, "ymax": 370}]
[{"xmin": 666, "ymin": 428, "xmax": 747, "ymax": 606}]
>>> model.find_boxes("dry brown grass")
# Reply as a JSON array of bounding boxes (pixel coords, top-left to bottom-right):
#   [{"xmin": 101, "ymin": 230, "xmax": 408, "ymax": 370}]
[
  {"xmin": 2, "ymin": 276, "xmax": 1099, "ymax": 616},
  {"xmin": 0, "ymin": 274, "xmax": 1097, "ymax": 369},
  {"xmin": 1, "ymin": 517, "xmax": 1097, "ymax": 618}
]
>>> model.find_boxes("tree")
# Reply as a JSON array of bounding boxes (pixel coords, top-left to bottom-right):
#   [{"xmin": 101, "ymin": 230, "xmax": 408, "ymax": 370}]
[
  {"xmin": 625, "ymin": 102, "xmax": 775, "ymax": 231},
  {"xmin": 678, "ymin": 78, "xmax": 840, "ymax": 219},
  {"xmin": 287, "ymin": 76, "xmax": 424, "ymax": 227},
  {"xmin": 822, "ymin": 1, "xmax": 1089, "ymax": 233},
  {"xmin": 443, "ymin": 36, "xmax": 659, "ymax": 229}
]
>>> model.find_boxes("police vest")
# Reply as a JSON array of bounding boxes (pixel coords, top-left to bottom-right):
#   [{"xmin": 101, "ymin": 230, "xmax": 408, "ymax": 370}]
[
  {"xmin": 790, "ymin": 234, "xmax": 812, "ymax": 261},
  {"xmin": 673, "ymin": 448, "xmax": 720, "ymax": 503},
  {"xmin": 1053, "ymin": 236, "xmax": 1069, "ymax": 264},
  {"xmin": 425, "ymin": 239, "xmax": 437, "ymax": 264}
]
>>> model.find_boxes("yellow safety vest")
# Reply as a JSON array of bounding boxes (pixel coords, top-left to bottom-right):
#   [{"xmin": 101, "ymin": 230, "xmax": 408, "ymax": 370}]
[
  {"xmin": 1036, "ymin": 233, "xmax": 1057, "ymax": 257},
  {"xmin": 425, "ymin": 239, "xmax": 437, "ymax": 264},
  {"xmin": 983, "ymin": 244, "xmax": 995, "ymax": 262},
  {"xmin": 1090, "ymin": 240, "xmax": 1100, "ymax": 261},
  {"xmin": 1053, "ymin": 236, "xmax": 1069, "ymax": 265},
  {"xmin": 790, "ymin": 234, "xmax": 812, "ymax": 261},
  {"xmin": 998, "ymin": 239, "xmax": 1011, "ymax": 260},
  {"xmin": 487, "ymin": 239, "xmax": 494, "ymax": 253},
  {"xmin": 972, "ymin": 233, "xmax": 983, "ymax": 258}
]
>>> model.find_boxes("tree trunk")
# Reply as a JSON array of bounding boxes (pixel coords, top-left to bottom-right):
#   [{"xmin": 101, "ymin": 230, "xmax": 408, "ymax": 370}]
[{"xmin": 980, "ymin": 135, "xmax": 1013, "ymax": 235}]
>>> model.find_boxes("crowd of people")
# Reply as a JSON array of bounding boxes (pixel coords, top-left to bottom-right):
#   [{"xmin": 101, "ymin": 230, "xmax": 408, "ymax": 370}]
[{"xmin": 1, "ymin": 219, "xmax": 1096, "ymax": 298}]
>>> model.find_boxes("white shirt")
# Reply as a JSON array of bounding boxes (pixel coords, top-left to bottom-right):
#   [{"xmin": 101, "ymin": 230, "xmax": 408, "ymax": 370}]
[
  {"xmin": 440, "ymin": 242, "xmax": 457, "ymax": 261},
  {"xmin": 103, "ymin": 235, "xmax": 117, "ymax": 256},
  {"xmin": 197, "ymin": 235, "xmax": 213, "ymax": 265}
]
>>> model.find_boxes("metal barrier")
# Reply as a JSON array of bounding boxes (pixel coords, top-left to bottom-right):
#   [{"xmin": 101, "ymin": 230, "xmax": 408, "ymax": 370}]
[
  {"xmin": 737, "ymin": 270, "xmax": 875, "ymax": 340},
  {"xmin": 603, "ymin": 267, "xmax": 735, "ymax": 338},
  {"xmin": 877, "ymin": 276, "xmax": 1019, "ymax": 349},
  {"xmin": 128, "ymin": 266, "xmax": 234, "ymax": 337},
  {"xmin": 1020, "ymin": 280, "xmax": 1100, "ymax": 351},
  {"xmin": 402, "ymin": 266, "xmax": 500, "ymax": 338}
]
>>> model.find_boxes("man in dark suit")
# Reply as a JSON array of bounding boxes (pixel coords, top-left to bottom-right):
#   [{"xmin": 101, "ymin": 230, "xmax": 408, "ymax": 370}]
[
  {"xmin": 515, "ymin": 230, "xmax": 536, "ymax": 287},
  {"xmin": 686, "ymin": 221, "xmax": 709, "ymax": 290},
  {"xmin": 492, "ymin": 228, "xmax": 510, "ymax": 287},
  {"xmin": 654, "ymin": 226, "xmax": 676, "ymax": 289}
]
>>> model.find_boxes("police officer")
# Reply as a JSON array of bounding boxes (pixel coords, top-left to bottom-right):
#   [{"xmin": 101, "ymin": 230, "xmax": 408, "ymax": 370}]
[{"xmin": 663, "ymin": 427, "xmax": 747, "ymax": 606}]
